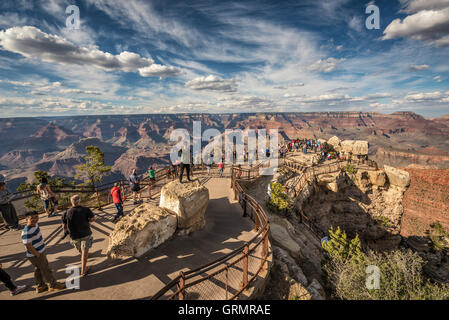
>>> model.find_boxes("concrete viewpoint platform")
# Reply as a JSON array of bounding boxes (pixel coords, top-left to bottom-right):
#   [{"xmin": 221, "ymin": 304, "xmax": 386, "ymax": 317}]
[{"xmin": 0, "ymin": 174, "xmax": 260, "ymax": 300}]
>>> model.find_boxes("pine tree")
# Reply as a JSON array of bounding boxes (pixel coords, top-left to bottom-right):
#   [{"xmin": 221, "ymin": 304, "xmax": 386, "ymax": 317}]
[{"xmin": 75, "ymin": 146, "xmax": 111, "ymax": 188}]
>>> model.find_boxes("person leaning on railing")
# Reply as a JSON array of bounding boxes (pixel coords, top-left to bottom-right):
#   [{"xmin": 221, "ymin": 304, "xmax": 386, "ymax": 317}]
[{"xmin": 0, "ymin": 180, "xmax": 20, "ymax": 231}]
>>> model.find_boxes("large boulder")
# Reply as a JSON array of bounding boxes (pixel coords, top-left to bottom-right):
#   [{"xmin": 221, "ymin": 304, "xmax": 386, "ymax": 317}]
[
  {"xmin": 327, "ymin": 136, "xmax": 341, "ymax": 151},
  {"xmin": 159, "ymin": 179, "xmax": 209, "ymax": 235},
  {"xmin": 340, "ymin": 140, "xmax": 369, "ymax": 155},
  {"xmin": 107, "ymin": 204, "xmax": 177, "ymax": 259},
  {"xmin": 384, "ymin": 165, "xmax": 410, "ymax": 188}
]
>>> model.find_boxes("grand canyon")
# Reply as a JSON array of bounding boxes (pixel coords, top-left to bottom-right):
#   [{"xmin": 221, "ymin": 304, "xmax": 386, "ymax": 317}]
[{"xmin": 1, "ymin": 111, "xmax": 448, "ymax": 236}]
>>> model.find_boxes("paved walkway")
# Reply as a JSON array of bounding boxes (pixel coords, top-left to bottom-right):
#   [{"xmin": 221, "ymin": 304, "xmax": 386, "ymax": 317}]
[{"xmin": 0, "ymin": 173, "xmax": 257, "ymax": 300}]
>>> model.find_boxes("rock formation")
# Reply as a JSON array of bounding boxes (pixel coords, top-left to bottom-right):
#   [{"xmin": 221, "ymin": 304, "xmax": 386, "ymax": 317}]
[
  {"xmin": 384, "ymin": 165, "xmax": 411, "ymax": 188},
  {"xmin": 159, "ymin": 179, "xmax": 209, "ymax": 235},
  {"xmin": 107, "ymin": 203, "xmax": 177, "ymax": 259}
]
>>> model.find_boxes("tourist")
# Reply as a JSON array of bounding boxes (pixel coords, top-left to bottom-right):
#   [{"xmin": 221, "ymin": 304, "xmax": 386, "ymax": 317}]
[
  {"xmin": 110, "ymin": 183, "xmax": 124, "ymax": 222},
  {"xmin": 0, "ymin": 181, "xmax": 20, "ymax": 230},
  {"xmin": 36, "ymin": 178, "xmax": 58, "ymax": 217},
  {"xmin": 62, "ymin": 195, "xmax": 96, "ymax": 277},
  {"xmin": 0, "ymin": 263, "xmax": 27, "ymax": 296},
  {"xmin": 129, "ymin": 169, "xmax": 142, "ymax": 205},
  {"xmin": 218, "ymin": 161, "xmax": 224, "ymax": 177},
  {"xmin": 21, "ymin": 211, "xmax": 66, "ymax": 293},
  {"xmin": 179, "ymin": 149, "xmax": 192, "ymax": 183},
  {"xmin": 237, "ymin": 164, "xmax": 243, "ymax": 179},
  {"xmin": 148, "ymin": 166, "xmax": 156, "ymax": 201}
]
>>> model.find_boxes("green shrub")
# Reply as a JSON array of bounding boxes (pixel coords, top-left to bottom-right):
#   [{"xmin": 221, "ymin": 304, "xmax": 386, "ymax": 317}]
[
  {"xmin": 267, "ymin": 182, "xmax": 292, "ymax": 213},
  {"xmin": 427, "ymin": 221, "xmax": 449, "ymax": 252},
  {"xmin": 343, "ymin": 164, "xmax": 358, "ymax": 175},
  {"xmin": 322, "ymin": 227, "xmax": 449, "ymax": 300}
]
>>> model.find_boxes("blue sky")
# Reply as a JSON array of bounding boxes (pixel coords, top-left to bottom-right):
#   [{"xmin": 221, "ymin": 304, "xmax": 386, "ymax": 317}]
[{"xmin": 0, "ymin": 0, "xmax": 448, "ymax": 118}]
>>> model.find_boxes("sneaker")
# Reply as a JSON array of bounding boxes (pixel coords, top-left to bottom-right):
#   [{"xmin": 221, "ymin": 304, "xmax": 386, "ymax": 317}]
[
  {"xmin": 10, "ymin": 285, "xmax": 27, "ymax": 296},
  {"xmin": 48, "ymin": 282, "xmax": 66, "ymax": 292},
  {"xmin": 36, "ymin": 285, "xmax": 48, "ymax": 294}
]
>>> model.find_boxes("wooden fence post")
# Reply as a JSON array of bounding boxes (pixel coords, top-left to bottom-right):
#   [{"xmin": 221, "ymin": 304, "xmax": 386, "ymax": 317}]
[
  {"xmin": 241, "ymin": 243, "xmax": 249, "ymax": 289},
  {"xmin": 178, "ymin": 272, "xmax": 185, "ymax": 300}
]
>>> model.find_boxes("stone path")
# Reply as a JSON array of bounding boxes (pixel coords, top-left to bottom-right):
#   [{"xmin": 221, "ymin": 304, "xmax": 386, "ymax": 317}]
[{"xmin": 0, "ymin": 171, "xmax": 259, "ymax": 300}]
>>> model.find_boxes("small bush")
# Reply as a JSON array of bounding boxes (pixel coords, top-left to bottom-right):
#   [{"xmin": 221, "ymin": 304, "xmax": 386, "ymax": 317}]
[
  {"xmin": 427, "ymin": 221, "xmax": 449, "ymax": 252},
  {"xmin": 267, "ymin": 182, "xmax": 292, "ymax": 213},
  {"xmin": 322, "ymin": 227, "xmax": 449, "ymax": 300},
  {"xmin": 343, "ymin": 164, "xmax": 358, "ymax": 175}
]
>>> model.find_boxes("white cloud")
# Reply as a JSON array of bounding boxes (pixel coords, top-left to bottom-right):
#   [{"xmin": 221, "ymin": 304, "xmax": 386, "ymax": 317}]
[
  {"xmin": 383, "ymin": 6, "xmax": 449, "ymax": 47},
  {"xmin": 409, "ymin": 64, "xmax": 430, "ymax": 71},
  {"xmin": 348, "ymin": 16, "xmax": 363, "ymax": 32},
  {"xmin": 307, "ymin": 58, "xmax": 346, "ymax": 73},
  {"xmin": 434, "ymin": 75, "xmax": 442, "ymax": 82},
  {"xmin": 0, "ymin": 26, "xmax": 180, "ymax": 77},
  {"xmin": 185, "ymin": 75, "xmax": 237, "ymax": 92},
  {"xmin": 138, "ymin": 64, "xmax": 182, "ymax": 77}
]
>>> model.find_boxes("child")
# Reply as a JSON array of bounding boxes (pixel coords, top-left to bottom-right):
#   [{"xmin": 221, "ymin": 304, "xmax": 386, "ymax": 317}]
[{"xmin": 22, "ymin": 211, "xmax": 66, "ymax": 294}]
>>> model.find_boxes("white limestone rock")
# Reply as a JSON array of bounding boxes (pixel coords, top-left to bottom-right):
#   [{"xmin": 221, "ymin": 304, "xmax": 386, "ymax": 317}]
[
  {"xmin": 107, "ymin": 203, "xmax": 177, "ymax": 259},
  {"xmin": 159, "ymin": 179, "xmax": 209, "ymax": 235}
]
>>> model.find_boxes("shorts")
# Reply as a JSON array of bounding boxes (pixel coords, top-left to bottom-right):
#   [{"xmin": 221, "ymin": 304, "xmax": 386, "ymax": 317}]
[
  {"xmin": 71, "ymin": 235, "xmax": 93, "ymax": 252},
  {"xmin": 131, "ymin": 184, "xmax": 141, "ymax": 192},
  {"xmin": 43, "ymin": 197, "xmax": 58, "ymax": 209}
]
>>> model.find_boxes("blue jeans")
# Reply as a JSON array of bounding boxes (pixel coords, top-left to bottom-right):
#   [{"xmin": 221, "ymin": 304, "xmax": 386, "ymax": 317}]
[{"xmin": 114, "ymin": 203, "xmax": 124, "ymax": 220}]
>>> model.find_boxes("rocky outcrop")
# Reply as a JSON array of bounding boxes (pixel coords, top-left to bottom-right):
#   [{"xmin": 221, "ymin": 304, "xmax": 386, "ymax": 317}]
[
  {"xmin": 384, "ymin": 165, "xmax": 411, "ymax": 188},
  {"xmin": 107, "ymin": 204, "xmax": 177, "ymax": 259},
  {"xmin": 327, "ymin": 137, "xmax": 368, "ymax": 155},
  {"xmin": 327, "ymin": 136, "xmax": 341, "ymax": 150},
  {"xmin": 270, "ymin": 223, "xmax": 302, "ymax": 259},
  {"xmin": 159, "ymin": 179, "xmax": 209, "ymax": 235},
  {"xmin": 368, "ymin": 170, "xmax": 387, "ymax": 187},
  {"xmin": 340, "ymin": 140, "xmax": 369, "ymax": 155}
]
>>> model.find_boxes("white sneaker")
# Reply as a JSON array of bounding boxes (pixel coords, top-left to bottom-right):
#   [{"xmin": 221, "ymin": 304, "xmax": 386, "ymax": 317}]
[{"xmin": 10, "ymin": 285, "xmax": 27, "ymax": 296}]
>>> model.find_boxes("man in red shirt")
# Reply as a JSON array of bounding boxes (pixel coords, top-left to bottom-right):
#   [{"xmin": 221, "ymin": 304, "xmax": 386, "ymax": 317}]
[{"xmin": 111, "ymin": 183, "xmax": 124, "ymax": 223}]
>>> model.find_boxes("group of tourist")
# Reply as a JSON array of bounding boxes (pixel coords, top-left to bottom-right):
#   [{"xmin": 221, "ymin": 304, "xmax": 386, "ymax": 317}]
[
  {"xmin": 278, "ymin": 138, "xmax": 325, "ymax": 158},
  {"xmin": 1, "ymin": 177, "xmax": 96, "ymax": 296}
]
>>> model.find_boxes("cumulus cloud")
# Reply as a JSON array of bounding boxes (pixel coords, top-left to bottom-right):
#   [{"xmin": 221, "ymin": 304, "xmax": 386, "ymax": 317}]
[
  {"xmin": 138, "ymin": 64, "xmax": 182, "ymax": 77},
  {"xmin": 307, "ymin": 58, "xmax": 346, "ymax": 73},
  {"xmin": 0, "ymin": 26, "xmax": 181, "ymax": 77},
  {"xmin": 409, "ymin": 64, "xmax": 430, "ymax": 71},
  {"xmin": 434, "ymin": 75, "xmax": 442, "ymax": 82},
  {"xmin": 185, "ymin": 75, "xmax": 237, "ymax": 92},
  {"xmin": 383, "ymin": 3, "xmax": 449, "ymax": 47}
]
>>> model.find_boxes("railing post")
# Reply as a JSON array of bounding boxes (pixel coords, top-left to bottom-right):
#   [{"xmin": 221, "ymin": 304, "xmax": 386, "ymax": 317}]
[
  {"xmin": 263, "ymin": 227, "xmax": 269, "ymax": 260},
  {"xmin": 178, "ymin": 272, "xmax": 185, "ymax": 300},
  {"xmin": 241, "ymin": 243, "xmax": 249, "ymax": 289},
  {"xmin": 242, "ymin": 194, "xmax": 247, "ymax": 217},
  {"xmin": 95, "ymin": 186, "xmax": 101, "ymax": 209}
]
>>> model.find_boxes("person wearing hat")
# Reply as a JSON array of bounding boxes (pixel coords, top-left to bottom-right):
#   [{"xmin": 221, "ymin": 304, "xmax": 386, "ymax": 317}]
[{"xmin": 0, "ymin": 180, "xmax": 20, "ymax": 230}]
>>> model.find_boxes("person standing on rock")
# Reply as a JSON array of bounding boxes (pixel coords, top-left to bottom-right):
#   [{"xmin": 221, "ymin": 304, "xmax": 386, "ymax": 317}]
[
  {"xmin": 22, "ymin": 211, "xmax": 66, "ymax": 293},
  {"xmin": 36, "ymin": 178, "xmax": 58, "ymax": 217},
  {"xmin": 129, "ymin": 169, "xmax": 142, "ymax": 205},
  {"xmin": 179, "ymin": 149, "xmax": 192, "ymax": 183},
  {"xmin": 111, "ymin": 183, "xmax": 124, "ymax": 222},
  {"xmin": 62, "ymin": 195, "xmax": 96, "ymax": 277},
  {"xmin": 0, "ymin": 181, "xmax": 20, "ymax": 230}
]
